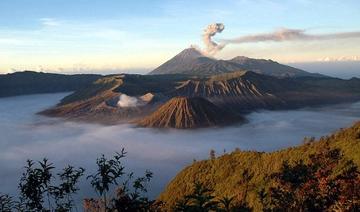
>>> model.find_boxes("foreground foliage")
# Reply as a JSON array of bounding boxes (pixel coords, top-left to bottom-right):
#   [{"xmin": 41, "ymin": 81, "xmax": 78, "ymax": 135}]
[{"xmin": 260, "ymin": 148, "xmax": 360, "ymax": 211}]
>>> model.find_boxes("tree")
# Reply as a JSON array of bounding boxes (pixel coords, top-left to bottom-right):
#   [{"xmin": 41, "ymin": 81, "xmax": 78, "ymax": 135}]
[
  {"xmin": 173, "ymin": 182, "xmax": 252, "ymax": 212},
  {"xmin": 173, "ymin": 182, "xmax": 218, "ymax": 211},
  {"xmin": 18, "ymin": 159, "xmax": 55, "ymax": 211},
  {"xmin": 51, "ymin": 165, "xmax": 85, "ymax": 211},
  {"xmin": 15, "ymin": 158, "xmax": 85, "ymax": 212},
  {"xmin": 87, "ymin": 149, "xmax": 127, "ymax": 210},
  {"xmin": 209, "ymin": 149, "xmax": 216, "ymax": 160},
  {"xmin": 260, "ymin": 148, "xmax": 360, "ymax": 211},
  {"xmin": 109, "ymin": 170, "xmax": 154, "ymax": 211},
  {"xmin": 0, "ymin": 193, "xmax": 14, "ymax": 212}
]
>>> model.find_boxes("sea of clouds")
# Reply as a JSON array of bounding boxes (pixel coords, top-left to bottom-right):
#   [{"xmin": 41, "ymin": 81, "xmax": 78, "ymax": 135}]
[{"xmin": 0, "ymin": 93, "xmax": 360, "ymax": 201}]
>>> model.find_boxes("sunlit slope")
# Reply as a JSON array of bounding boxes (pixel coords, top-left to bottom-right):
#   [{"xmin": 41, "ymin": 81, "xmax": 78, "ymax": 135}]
[
  {"xmin": 137, "ymin": 97, "xmax": 244, "ymax": 129},
  {"xmin": 159, "ymin": 121, "xmax": 360, "ymax": 211}
]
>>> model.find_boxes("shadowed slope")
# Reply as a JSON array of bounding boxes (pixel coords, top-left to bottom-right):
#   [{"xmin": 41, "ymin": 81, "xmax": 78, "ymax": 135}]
[
  {"xmin": 0, "ymin": 71, "xmax": 101, "ymax": 98},
  {"xmin": 137, "ymin": 97, "xmax": 243, "ymax": 129}
]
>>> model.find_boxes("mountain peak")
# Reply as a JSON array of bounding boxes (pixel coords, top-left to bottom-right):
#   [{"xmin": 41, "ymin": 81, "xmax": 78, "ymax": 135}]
[
  {"xmin": 176, "ymin": 47, "xmax": 205, "ymax": 60},
  {"xmin": 230, "ymin": 56, "xmax": 251, "ymax": 62},
  {"xmin": 149, "ymin": 47, "xmax": 324, "ymax": 78},
  {"xmin": 137, "ymin": 97, "xmax": 242, "ymax": 129}
]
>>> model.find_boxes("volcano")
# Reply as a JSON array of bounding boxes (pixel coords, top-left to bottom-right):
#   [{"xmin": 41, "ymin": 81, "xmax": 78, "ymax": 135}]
[
  {"xmin": 149, "ymin": 48, "xmax": 324, "ymax": 78},
  {"xmin": 137, "ymin": 96, "xmax": 243, "ymax": 129}
]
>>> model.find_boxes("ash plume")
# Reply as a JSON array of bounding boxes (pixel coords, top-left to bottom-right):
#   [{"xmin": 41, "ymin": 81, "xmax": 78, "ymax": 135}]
[
  {"xmin": 202, "ymin": 23, "xmax": 360, "ymax": 55},
  {"xmin": 222, "ymin": 28, "xmax": 360, "ymax": 44},
  {"xmin": 202, "ymin": 23, "xmax": 225, "ymax": 55}
]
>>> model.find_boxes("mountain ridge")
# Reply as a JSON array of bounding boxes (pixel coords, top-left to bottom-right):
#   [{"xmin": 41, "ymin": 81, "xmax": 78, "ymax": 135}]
[
  {"xmin": 0, "ymin": 71, "xmax": 102, "ymax": 98},
  {"xmin": 149, "ymin": 48, "xmax": 324, "ymax": 78},
  {"xmin": 40, "ymin": 71, "xmax": 360, "ymax": 126}
]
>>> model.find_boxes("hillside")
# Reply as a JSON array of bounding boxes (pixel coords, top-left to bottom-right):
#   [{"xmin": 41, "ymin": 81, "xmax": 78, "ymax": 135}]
[
  {"xmin": 39, "ymin": 76, "xmax": 160, "ymax": 124},
  {"xmin": 167, "ymin": 71, "xmax": 286, "ymax": 112},
  {"xmin": 137, "ymin": 97, "xmax": 243, "ymax": 129},
  {"xmin": 0, "ymin": 71, "xmax": 101, "ymax": 97},
  {"xmin": 41, "ymin": 72, "xmax": 360, "ymax": 125},
  {"xmin": 149, "ymin": 48, "xmax": 323, "ymax": 78},
  {"xmin": 167, "ymin": 71, "xmax": 360, "ymax": 112},
  {"xmin": 158, "ymin": 121, "xmax": 360, "ymax": 211},
  {"xmin": 229, "ymin": 56, "xmax": 324, "ymax": 78}
]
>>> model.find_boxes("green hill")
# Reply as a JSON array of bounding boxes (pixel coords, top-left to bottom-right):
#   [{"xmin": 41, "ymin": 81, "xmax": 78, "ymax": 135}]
[{"xmin": 158, "ymin": 121, "xmax": 360, "ymax": 211}]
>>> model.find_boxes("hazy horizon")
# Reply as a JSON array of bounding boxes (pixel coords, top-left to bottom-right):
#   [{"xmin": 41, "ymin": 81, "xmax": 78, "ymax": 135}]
[{"xmin": 2, "ymin": 60, "xmax": 359, "ymax": 80}]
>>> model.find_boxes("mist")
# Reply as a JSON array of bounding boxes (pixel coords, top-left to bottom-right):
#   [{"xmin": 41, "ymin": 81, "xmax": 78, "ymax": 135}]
[
  {"xmin": 1, "ymin": 93, "xmax": 360, "ymax": 201},
  {"xmin": 289, "ymin": 61, "xmax": 360, "ymax": 79}
]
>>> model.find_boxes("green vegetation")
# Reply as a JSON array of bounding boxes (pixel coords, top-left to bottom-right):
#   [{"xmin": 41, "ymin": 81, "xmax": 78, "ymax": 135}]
[
  {"xmin": 173, "ymin": 182, "xmax": 252, "ymax": 211},
  {"xmin": 0, "ymin": 151, "xmax": 154, "ymax": 212},
  {"xmin": 259, "ymin": 148, "xmax": 360, "ymax": 211},
  {"xmin": 3, "ymin": 158, "xmax": 85, "ymax": 211},
  {"xmin": 159, "ymin": 122, "xmax": 360, "ymax": 211}
]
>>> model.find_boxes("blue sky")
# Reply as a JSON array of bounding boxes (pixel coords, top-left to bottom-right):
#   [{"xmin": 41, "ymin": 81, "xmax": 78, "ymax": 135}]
[{"xmin": 0, "ymin": 0, "xmax": 359, "ymax": 73}]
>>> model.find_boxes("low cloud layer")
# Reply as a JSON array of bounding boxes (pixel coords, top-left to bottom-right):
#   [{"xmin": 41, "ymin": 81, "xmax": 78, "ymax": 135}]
[
  {"xmin": 0, "ymin": 93, "xmax": 360, "ymax": 202},
  {"xmin": 202, "ymin": 24, "xmax": 360, "ymax": 55}
]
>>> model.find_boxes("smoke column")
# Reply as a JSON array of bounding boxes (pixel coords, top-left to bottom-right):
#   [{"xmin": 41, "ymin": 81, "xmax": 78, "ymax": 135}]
[
  {"xmin": 117, "ymin": 94, "xmax": 140, "ymax": 107},
  {"xmin": 202, "ymin": 23, "xmax": 360, "ymax": 55},
  {"xmin": 203, "ymin": 23, "xmax": 225, "ymax": 55}
]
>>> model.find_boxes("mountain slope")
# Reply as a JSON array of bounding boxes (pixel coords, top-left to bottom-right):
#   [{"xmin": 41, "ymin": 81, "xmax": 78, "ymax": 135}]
[
  {"xmin": 137, "ymin": 97, "xmax": 243, "ymax": 129},
  {"xmin": 167, "ymin": 71, "xmax": 286, "ymax": 112},
  {"xmin": 158, "ymin": 121, "xmax": 360, "ymax": 211},
  {"xmin": 40, "ymin": 76, "xmax": 158, "ymax": 124},
  {"xmin": 149, "ymin": 48, "xmax": 323, "ymax": 78},
  {"xmin": 230, "ymin": 56, "xmax": 324, "ymax": 78},
  {"xmin": 41, "ymin": 72, "xmax": 360, "ymax": 125},
  {"xmin": 149, "ymin": 48, "xmax": 238, "ymax": 75},
  {"xmin": 0, "ymin": 71, "xmax": 101, "ymax": 98}
]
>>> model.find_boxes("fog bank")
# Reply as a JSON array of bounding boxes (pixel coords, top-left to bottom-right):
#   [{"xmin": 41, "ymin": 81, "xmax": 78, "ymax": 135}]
[{"xmin": 0, "ymin": 93, "xmax": 360, "ymax": 200}]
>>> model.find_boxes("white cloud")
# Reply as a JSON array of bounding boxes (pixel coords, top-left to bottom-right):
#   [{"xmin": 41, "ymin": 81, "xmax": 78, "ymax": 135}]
[
  {"xmin": 316, "ymin": 56, "xmax": 360, "ymax": 62},
  {"xmin": 40, "ymin": 18, "xmax": 61, "ymax": 27}
]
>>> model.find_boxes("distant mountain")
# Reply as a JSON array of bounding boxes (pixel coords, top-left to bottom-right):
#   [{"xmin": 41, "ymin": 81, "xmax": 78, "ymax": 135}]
[
  {"xmin": 229, "ymin": 56, "xmax": 324, "ymax": 78},
  {"xmin": 149, "ymin": 48, "xmax": 324, "ymax": 78},
  {"xmin": 137, "ymin": 97, "xmax": 243, "ymax": 129},
  {"xmin": 0, "ymin": 71, "xmax": 101, "ymax": 98},
  {"xmin": 149, "ymin": 48, "xmax": 242, "ymax": 76},
  {"xmin": 41, "ymin": 71, "xmax": 360, "ymax": 125}
]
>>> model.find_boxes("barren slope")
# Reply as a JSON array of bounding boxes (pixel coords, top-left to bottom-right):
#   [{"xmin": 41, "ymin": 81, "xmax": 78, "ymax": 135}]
[{"xmin": 137, "ymin": 97, "xmax": 243, "ymax": 129}]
